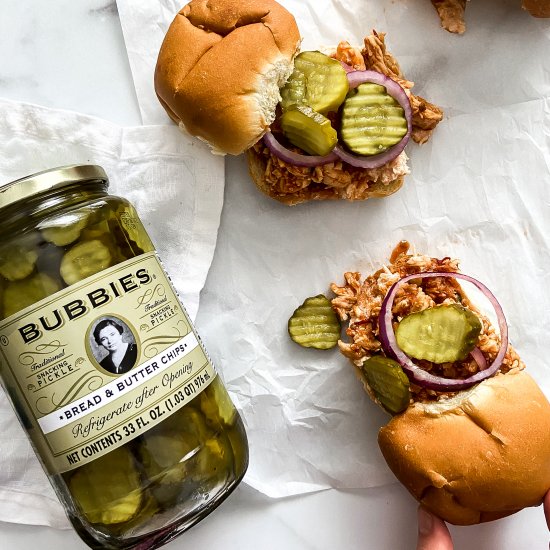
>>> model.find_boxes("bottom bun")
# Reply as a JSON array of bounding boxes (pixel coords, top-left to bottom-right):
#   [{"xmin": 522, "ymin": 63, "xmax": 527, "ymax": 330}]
[
  {"xmin": 246, "ymin": 145, "xmax": 405, "ymax": 206},
  {"xmin": 378, "ymin": 370, "xmax": 550, "ymax": 525}
]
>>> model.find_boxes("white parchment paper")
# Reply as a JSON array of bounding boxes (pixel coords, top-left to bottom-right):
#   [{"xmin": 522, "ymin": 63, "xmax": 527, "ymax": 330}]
[{"xmin": 117, "ymin": 0, "xmax": 550, "ymax": 499}]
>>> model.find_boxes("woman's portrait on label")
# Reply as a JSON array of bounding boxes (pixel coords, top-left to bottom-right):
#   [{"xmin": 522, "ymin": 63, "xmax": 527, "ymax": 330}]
[{"xmin": 89, "ymin": 317, "xmax": 138, "ymax": 375}]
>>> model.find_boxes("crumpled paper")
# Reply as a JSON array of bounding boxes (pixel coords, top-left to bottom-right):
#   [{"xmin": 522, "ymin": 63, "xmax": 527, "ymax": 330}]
[
  {"xmin": 0, "ymin": 98, "xmax": 224, "ymax": 527},
  {"xmin": 117, "ymin": 0, "xmax": 550, "ymax": 499}
]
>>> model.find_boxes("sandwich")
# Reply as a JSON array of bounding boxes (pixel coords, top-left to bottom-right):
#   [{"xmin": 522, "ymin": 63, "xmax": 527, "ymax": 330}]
[
  {"xmin": 154, "ymin": 0, "xmax": 443, "ymax": 205},
  {"xmin": 431, "ymin": 0, "xmax": 550, "ymax": 34},
  {"xmin": 330, "ymin": 241, "xmax": 550, "ymax": 525}
]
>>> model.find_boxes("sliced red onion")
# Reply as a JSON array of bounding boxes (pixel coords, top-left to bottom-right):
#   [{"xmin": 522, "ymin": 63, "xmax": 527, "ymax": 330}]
[
  {"xmin": 333, "ymin": 143, "xmax": 405, "ymax": 170},
  {"xmin": 333, "ymin": 70, "xmax": 412, "ymax": 170},
  {"xmin": 339, "ymin": 61, "xmax": 354, "ymax": 73},
  {"xmin": 378, "ymin": 272, "xmax": 508, "ymax": 391},
  {"xmin": 263, "ymin": 131, "xmax": 338, "ymax": 167},
  {"xmin": 470, "ymin": 347, "xmax": 487, "ymax": 371}
]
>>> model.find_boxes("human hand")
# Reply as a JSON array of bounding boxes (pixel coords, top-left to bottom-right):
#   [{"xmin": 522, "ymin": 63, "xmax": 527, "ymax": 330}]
[{"xmin": 416, "ymin": 491, "xmax": 550, "ymax": 550}]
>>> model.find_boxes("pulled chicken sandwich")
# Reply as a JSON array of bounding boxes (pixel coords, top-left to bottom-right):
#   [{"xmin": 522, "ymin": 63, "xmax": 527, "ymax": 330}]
[
  {"xmin": 331, "ymin": 241, "xmax": 550, "ymax": 525},
  {"xmin": 154, "ymin": 0, "xmax": 443, "ymax": 205},
  {"xmin": 248, "ymin": 33, "xmax": 443, "ymax": 204},
  {"xmin": 431, "ymin": 0, "xmax": 550, "ymax": 34}
]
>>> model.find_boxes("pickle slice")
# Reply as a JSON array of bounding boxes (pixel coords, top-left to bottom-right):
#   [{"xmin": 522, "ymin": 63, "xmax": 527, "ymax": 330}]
[
  {"xmin": 80, "ymin": 219, "xmax": 111, "ymax": 242},
  {"xmin": 40, "ymin": 211, "xmax": 89, "ymax": 247},
  {"xmin": 280, "ymin": 105, "xmax": 338, "ymax": 156},
  {"xmin": 69, "ymin": 446, "xmax": 142, "ymax": 525},
  {"xmin": 395, "ymin": 304, "xmax": 482, "ymax": 363},
  {"xmin": 108, "ymin": 491, "xmax": 159, "ymax": 534},
  {"xmin": 116, "ymin": 204, "xmax": 154, "ymax": 254},
  {"xmin": 200, "ymin": 377, "xmax": 237, "ymax": 427},
  {"xmin": 136, "ymin": 405, "xmax": 235, "ymax": 505},
  {"xmin": 281, "ymin": 51, "xmax": 349, "ymax": 114},
  {"xmin": 361, "ymin": 355, "xmax": 410, "ymax": 414},
  {"xmin": 3, "ymin": 273, "xmax": 61, "ymax": 318},
  {"xmin": 60, "ymin": 239, "xmax": 112, "ymax": 285},
  {"xmin": 340, "ymin": 82, "xmax": 408, "ymax": 156},
  {"xmin": 191, "ymin": 435, "xmax": 229, "ymax": 483},
  {"xmin": 288, "ymin": 294, "xmax": 340, "ymax": 349},
  {"xmin": 0, "ymin": 244, "xmax": 38, "ymax": 282},
  {"xmin": 138, "ymin": 407, "xmax": 212, "ymax": 485}
]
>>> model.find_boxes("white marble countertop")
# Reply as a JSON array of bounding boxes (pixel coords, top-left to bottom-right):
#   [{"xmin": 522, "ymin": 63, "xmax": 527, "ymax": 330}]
[{"xmin": 0, "ymin": 1, "xmax": 548, "ymax": 549}]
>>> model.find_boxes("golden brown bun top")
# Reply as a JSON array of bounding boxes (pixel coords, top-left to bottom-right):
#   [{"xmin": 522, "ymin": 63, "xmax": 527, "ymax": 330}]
[
  {"xmin": 154, "ymin": 0, "xmax": 300, "ymax": 155},
  {"xmin": 378, "ymin": 371, "xmax": 550, "ymax": 525},
  {"xmin": 523, "ymin": 0, "xmax": 550, "ymax": 17}
]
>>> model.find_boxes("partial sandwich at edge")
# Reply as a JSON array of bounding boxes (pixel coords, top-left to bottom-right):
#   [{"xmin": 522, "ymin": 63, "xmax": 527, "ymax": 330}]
[
  {"xmin": 431, "ymin": 0, "xmax": 550, "ymax": 34},
  {"xmin": 330, "ymin": 242, "xmax": 550, "ymax": 525}
]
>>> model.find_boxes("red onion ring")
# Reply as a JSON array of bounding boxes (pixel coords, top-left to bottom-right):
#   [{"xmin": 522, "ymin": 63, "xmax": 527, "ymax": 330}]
[
  {"xmin": 339, "ymin": 61, "xmax": 354, "ymax": 73},
  {"xmin": 333, "ymin": 70, "xmax": 412, "ymax": 170},
  {"xmin": 378, "ymin": 272, "xmax": 508, "ymax": 391},
  {"xmin": 470, "ymin": 347, "xmax": 487, "ymax": 371},
  {"xmin": 262, "ymin": 131, "xmax": 339, "ymax": 167}
]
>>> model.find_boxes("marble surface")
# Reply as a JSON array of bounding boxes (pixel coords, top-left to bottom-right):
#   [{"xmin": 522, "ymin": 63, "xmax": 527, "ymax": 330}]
[
  {"xmin": 0, "ymin": 1, "xmax": 549, "ymax": 549},
  {"xmin": 0, "ymin": 0, "xmax": 141, "ymax": 126}
]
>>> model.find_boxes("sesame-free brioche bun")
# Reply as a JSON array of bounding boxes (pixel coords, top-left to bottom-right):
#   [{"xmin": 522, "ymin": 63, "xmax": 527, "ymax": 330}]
[
  {"xmin": 377, "ymin": 370, "xmax": 550, "ymax": 525},
  {"xmin": 154, "ymin": 0, "xmax": 300, "ymax": 155}
]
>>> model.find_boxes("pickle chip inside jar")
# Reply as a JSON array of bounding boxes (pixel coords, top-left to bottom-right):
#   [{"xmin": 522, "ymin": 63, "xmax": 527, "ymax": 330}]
[
  {"xmin": 191, "ymin": 435, "xmax": 229, "ymax": 483},
  {"xmin": 115, "ymin": 204, "xmax": 154, "ymax": 254},
  {"xmin": 288, "ymin": 294, "xmax": 341, "ymax": 349},
  {"xmin": 3, "ymin": 273, "xmax": 61, "ymax": 318},
  {"xmin": 138, "ymin": 407, "xmax": 213, "ymax": 486},
  {"xmin": 200, "ymin": 377, "xmax": 237, "ymax": 427},
  {"xmin": 0, "ymin": 244, "xmax": 38, "ymax": 282},
  {"xmin": 40, "ymin": 211, "xmax": 90, "ymax": 247},
  {"xmin": 361, "ymin": 355, "xmax": 410, "ymax": 414},
  {"xmin": 60, "ymin": 239, "xmax": 112, "ymax": 285},
  {"xmin": 395, "ymin": 304, "xmax": 482, "ymax": 363},
  {"xmin": 69, "ymin": 446, "xmax": 142, "ymax": 525}
]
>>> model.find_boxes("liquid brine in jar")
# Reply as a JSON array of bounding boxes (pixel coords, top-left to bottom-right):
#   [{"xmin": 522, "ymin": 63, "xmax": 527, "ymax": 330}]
[{"xmin": 0, "ymin": 165, "xmax": 249, "ymax": 549}]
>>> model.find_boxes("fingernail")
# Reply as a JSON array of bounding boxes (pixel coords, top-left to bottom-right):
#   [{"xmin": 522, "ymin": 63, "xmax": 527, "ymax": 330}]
[{"xmin": 418, "ymin": 506, "xmax": 434, "ymax": 535}]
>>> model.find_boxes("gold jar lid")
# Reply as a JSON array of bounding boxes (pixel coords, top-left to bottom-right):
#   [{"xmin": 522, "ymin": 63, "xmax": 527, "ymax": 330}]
[{"xmin": 0, "ymin": 165, "xmax": 109, "ymax": 211}]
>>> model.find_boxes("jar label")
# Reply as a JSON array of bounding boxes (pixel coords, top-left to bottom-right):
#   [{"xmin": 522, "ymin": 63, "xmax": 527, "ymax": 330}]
[{"xmin": 0, "ymin": 252, "xmax": 216, "ymax": 473}]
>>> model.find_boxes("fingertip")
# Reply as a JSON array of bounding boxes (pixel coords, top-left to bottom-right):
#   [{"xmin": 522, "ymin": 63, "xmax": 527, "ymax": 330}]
[
  {"xmin": 418, "ymin": 505, "xmax": 434, "ymax": 535},
  {"xmin": 416, "ymin": 506, "xmax": 454, "ymax": 550},
  {"xmin": 544, "ymin": 490, "xmax": 550, "ymax": 530}
]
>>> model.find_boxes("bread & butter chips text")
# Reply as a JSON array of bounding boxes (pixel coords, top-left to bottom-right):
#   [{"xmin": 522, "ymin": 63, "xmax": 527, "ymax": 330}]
[{"xmin": 288, "ymin": 294, "xmax": 341, "ymax": 349}]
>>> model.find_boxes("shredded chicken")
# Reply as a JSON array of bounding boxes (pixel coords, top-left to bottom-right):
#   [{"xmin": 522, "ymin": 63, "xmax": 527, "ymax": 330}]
[
  {"xmin": 361, "ymin": 32, "xmax": 444, "ymax": 144},
  {"xmin": 252, "ymin": 141, "xmax": 409, "ymax": 203},
  {"xmin": 330, "ymin": 242, "xmax": 524, "ymax": 403},
  {"xmin": 431, "ymin": 0, "xmax": 467, "ymax": 34},
  {"xmin": 430, "ymin": 0, "xmax": 550, "ymax": 33},
  {"xmin": 335, "ymin": 41, "xmax": 366, "ymax": 70}
]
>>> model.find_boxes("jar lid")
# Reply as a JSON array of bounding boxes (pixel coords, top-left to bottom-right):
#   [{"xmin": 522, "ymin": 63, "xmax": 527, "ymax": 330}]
[{"xmin": 0, "ymin": 165, "xmax": 109, "ymax": 211}]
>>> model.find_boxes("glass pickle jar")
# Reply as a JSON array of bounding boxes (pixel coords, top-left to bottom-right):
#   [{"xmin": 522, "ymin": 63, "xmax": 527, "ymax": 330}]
[{"xmin": 0, "ymin": 165, "xmax": 248, "ymax": 549}]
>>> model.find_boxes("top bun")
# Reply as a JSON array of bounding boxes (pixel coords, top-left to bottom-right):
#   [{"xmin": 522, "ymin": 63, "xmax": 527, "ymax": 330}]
[
  {"xmin": 378, "ymin": 370, "xmax": 550, "ymax": 525},
  {"xmin": 154, "ymin": 0, "xmax": 301, "ymax": 155}
]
